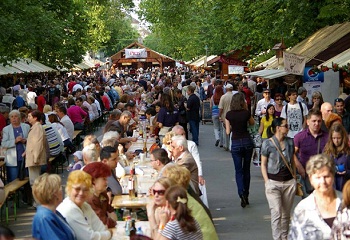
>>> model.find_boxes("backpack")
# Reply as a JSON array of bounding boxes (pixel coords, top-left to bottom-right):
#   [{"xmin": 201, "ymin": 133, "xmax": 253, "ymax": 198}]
[{"xmin": 285, "ymin": 102, "xmax": 304, "ymax": 124}]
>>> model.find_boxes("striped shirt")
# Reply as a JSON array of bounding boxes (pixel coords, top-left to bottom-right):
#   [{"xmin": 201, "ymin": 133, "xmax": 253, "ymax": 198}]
[
  {"xmin": 161, "ymin": 219, "xmax": 203, "ymax": 240},
  {"xmin": 43, "ymin": 124, "xmax": 62, "ymax": 156}
]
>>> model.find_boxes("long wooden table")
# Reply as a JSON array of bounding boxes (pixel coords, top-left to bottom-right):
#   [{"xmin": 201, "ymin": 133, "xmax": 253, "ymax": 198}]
[
  {"xmin": 127, "ymin": 138, "xmax": 156, "ymax": 153},
  {"xmin": 111, "ymin": 195, "xmax": 152, "ymax": 209}
]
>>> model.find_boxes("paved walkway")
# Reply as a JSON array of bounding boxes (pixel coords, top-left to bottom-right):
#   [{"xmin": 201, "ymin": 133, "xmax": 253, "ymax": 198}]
[{"xmin": 8, "ymin": 123, "xmax": 302, "ymax": 239}]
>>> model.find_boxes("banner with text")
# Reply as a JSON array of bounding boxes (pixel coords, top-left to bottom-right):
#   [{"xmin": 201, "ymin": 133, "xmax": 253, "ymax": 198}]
[
  {"xmin": 283, "ymin": 52, "xmax": 306, "ymax": 75},
  {"xmin": 125, "ymin": 48, "xmax": 147, "ymax": 59},
  {"xmin": 228, "ymin": 65, "xmax": 245, "ymax": 74}
]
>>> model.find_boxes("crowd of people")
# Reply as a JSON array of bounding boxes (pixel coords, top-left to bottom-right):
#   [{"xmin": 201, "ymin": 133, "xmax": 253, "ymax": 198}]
[{"xmin": 1, "ymin": 65, "xmax": 350, "ymax": 239}]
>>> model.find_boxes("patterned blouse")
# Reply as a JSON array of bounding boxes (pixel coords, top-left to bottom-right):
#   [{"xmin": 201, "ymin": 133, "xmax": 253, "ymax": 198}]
[{"xmin": 289, "ymin": 191, "xmax": 342, "ymax": 240}]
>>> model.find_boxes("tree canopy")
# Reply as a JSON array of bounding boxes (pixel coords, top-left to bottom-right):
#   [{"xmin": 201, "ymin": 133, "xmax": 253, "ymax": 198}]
[
  {"xmin": 139, "ymin": 0, "xmax": 350, "ymax": 61},
  {"xmin": 0, "ymin": 0, "xmax": 139, "ymax": 68}
]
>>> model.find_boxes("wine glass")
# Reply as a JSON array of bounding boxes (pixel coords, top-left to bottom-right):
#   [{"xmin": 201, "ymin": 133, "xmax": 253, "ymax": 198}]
[
  {"xmin": 122, "ymin": 209, "xmax": 130, "ymax": 221},
  {"xmin": 121, "ymin": 178, "xmax": 128, "ymax": 194}
]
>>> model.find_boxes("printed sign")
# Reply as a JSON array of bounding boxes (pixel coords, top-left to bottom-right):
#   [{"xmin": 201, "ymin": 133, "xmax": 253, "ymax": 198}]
[
  {"xmin": 228, "ymin": 65, "xmax": 245, "ymax": 74},
  {"xmin": 303, "ymin": 67, "xmax": 324, "ymax": 83},
  {"xmin": 283, "ymin": 52, "xmax": 306, "ymax": 75},
  {"xmin": 125, "ymin": 48, "xmax": 147, "ymax": 59}
]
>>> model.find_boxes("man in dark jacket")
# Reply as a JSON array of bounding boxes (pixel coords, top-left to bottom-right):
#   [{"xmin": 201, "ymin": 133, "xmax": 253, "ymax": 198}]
[{"xmin": 186, "ymin": 85, "xmax": 200, "ymax": 145}]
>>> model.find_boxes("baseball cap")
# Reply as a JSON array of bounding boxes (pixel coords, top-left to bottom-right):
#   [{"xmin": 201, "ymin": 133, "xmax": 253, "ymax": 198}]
[
  {"xmin": 263, "ymin": 88, "xmax": 270, "ymax": 93},
  {"xmin": 225, "ymin": 84, "xmax": 233, "ymax": 89}
]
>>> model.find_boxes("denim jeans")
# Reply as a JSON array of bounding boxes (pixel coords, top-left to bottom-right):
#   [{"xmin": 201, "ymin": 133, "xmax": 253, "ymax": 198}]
[
  {"xmin": 7, "ymin": 165, "xmax": 21, "ymax": 183},
  {"xmin": 230, "ymin": 137, "xmax": 254, "ymax": 197},
  {"xmin": 212, "ymin": 115, "xmax": 223, "ymax": 143},
  {"xmin": 189, "ymin": 120, "xmax": 199, "ymax": 145}
]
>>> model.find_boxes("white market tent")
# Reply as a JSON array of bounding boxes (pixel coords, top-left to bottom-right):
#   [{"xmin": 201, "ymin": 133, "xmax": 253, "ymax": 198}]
[
  {"xmin": 244, "ymin": 69, "xmax": 290, "ymax": 79},
  {"xmin": 319, "ymin": 47, "xmax": 350, "ymax": 68},
  {"xmin": 0, "ymin": 58, "xmax": 55, "ymax": 76}
]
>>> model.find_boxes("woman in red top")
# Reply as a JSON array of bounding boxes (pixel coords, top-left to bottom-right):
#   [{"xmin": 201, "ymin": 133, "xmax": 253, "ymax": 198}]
[{"xmin": 36, "ymin": 87, "xmax": 46, "ymax": 113}]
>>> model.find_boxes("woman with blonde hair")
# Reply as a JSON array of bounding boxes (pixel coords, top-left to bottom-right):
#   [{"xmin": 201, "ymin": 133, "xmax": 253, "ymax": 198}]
[
  {"xmin": 147, "ymin": 177, "xmax": 175, "ymax": 238},
  {"xmin": 57, "ymin": 170, "xmax": 112, "ymax": 240},
  {"xmin": 310, "ymin": 91, "xmax": 324, "ymax": 110},
  {"xmin": 32, "ymin": 173, "xmax": 75, "ymax": 240}
]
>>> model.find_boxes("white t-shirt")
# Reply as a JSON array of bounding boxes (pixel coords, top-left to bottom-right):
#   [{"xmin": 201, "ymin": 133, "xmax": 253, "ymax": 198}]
[{"xmin": 280, "ymin": 102, "xmax": 308, "ymax": 138}]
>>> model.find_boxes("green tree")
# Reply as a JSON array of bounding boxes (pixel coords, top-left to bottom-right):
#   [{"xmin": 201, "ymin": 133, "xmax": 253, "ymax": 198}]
[{"xmin": 139, "ymin": 0, "xmax": 350, "ymax": 61}]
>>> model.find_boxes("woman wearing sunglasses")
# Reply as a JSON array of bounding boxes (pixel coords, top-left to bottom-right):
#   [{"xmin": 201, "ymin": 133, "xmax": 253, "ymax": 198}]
[
  {"xmin": 273, "ymin": 93, "xmax": 284, "ymax": 117},
  {"xmin": 147, "ymin": 177, "xmax": 175, "ymax": 239}
]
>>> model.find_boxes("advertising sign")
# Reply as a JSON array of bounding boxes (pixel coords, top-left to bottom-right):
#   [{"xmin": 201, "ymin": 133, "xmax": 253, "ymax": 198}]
[
  {"xmin": 125, "ymin": 48, "xmax": 147, "ymax": 59},
  {"xmin": 303, "ymin": 67, "xmax": 324, "ymax": 83}
]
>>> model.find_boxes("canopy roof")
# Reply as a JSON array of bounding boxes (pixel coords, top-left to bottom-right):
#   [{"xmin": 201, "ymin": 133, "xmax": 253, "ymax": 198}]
[
  {"xmin": 188, "ymin": 55, "xmax": 217, "ymax": 67},
  {"xmin": 0, "ymin": 58, "xmax": 55, "ymax": 76},
  {"xmin": 267, "ymin": 22, "xmax": 350, "ymax": 69},
  {"xmin": 244, "ymin": 69, "xmax": 290, "ymax": 79},
  {"xmin": 319, "ymin": 47, "xmax": 350, "ymax": 68}
]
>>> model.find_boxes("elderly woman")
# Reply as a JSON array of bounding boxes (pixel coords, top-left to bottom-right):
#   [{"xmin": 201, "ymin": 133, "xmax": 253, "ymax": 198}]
[
  {"xmin": 289, "ymin": 154, "xmax": 342, "ymax": 239},
  {"xmin": 32, "ymin": 173, "xmax": 75, "ymax": 240},
  {"xmin": 26, "ymin": 110, "xmax": 47, "ymax": 186},
  {"xmin": 83, "ymin": 162, "xmax": 117, "ymax": 228},
  {"xmin": 1, "ymin": 110, "xmax": 30, "ymax": 182},
  {"xmin": 147, "ymin": 177, "xmax": 175, "ymax": 238},
  {"xmin": 57, "ymin": 170, "xmax": 112, "ymax": 240}
]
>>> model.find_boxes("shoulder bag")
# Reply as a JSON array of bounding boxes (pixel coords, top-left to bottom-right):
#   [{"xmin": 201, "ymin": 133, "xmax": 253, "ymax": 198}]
[{"xmin": 270, "ymin": 138, "xmax": 303, "ymax": 196}]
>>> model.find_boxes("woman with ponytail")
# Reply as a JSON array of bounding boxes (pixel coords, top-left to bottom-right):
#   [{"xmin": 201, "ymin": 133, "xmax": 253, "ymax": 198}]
[
  {"xmin": 261, "ymin": 117, "xmax": 296, "ymax": 240},
  {"xmin": 156, "ymin": 185, "xmax": 203, "ymax": 240}
]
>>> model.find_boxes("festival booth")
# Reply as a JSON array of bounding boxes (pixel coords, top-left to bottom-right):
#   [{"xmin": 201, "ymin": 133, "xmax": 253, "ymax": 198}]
[
  {"xmin": 110, "ymin": 42, "xmax": 176, "ymax": 70},
  {"xmin": 207, "ymin": 54, "xmax": 248, "ymax": 80},
  {"xmin": 252, "ymin": 22, "xmax": 350, "ymax": 103}
]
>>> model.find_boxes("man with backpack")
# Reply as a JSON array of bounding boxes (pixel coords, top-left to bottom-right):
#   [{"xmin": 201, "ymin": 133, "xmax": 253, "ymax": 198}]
[{"xmin": 280, "ymin": 89, "xmax": 308, "ymax": 138}]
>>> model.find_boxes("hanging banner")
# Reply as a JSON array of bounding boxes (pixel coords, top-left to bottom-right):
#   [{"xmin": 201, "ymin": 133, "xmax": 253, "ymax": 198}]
[
  {"xmin": 125, "ymin": 48, "xmax": 147, "ymax": 59},
  {"xmin": 303, "ymin": 67, "xmax": 324, "ymax": 83},
  {"xmin": 228, "ymin": 65, "xmax": 245, "ymax": 74},
  {"xmin": 219, "ymin": 55, "xmax": 247, "ymax": 66},
  {"xmin": 283, "ymin": 52, "xmax": 306, "ymax": 75}
]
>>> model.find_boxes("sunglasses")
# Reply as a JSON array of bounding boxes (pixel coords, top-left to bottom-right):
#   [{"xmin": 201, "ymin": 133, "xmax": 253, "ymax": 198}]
[
  {"xmin": 334, "ymin": 98, "xmax": 343, "ymax": 103},
  {"xmin": 153, "ymin": 189, "xmax": 166, "ymax": 196}
]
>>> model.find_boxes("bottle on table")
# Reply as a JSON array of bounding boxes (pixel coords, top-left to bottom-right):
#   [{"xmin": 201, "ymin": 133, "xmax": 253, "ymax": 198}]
[
  {"xmin": 130, "ymin": 219, "xmax": 136, "ymax": 236},
  {"xmin": 125, "ymin": 216, "xmax": 131, "ymax": 236},
  {"xmin": 128, "ymin": 165, "xmax": 138, "ymax": 198}
]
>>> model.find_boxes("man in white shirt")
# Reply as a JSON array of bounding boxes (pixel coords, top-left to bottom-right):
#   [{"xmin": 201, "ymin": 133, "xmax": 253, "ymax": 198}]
[
  {"xmin": 297, "ymin": 87, "xmax": 308, "ymax": 105},
  {"xmin": 57, "ymin": 105, "xmax": 74, "ymax": 141},
  {"xmin": 172, "ymin": 125, "xmax": 205, "ymax": 185},
  {"xmin": 280, "ymin": 89, "xmax": 308, "ymax": 138},
  {"xmin": 255, "ymin": 88, "xmax": 275, "ymax": 117}
]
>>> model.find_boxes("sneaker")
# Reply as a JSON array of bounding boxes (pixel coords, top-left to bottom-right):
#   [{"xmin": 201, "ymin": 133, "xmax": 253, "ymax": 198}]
[
  {"xmin": 240, "ymin": 196, "xmax": 247, "ymax": 208},
  {"xmin": 215, "ymin": 140, "xmax": 220, "ymax": 147}
]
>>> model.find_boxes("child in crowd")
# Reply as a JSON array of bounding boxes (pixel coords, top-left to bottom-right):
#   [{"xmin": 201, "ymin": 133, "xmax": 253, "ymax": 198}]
[{"xmin": 67, "ymin": 151, "xmax": 83, "ymax": 171}]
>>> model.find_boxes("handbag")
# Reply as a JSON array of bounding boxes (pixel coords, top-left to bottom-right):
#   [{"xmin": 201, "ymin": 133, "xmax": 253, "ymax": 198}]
[
  {"xmin": 269, "ymin": 139, "xmax": 303, "ymax": 196},
  {"xmin": 18, "ymin": 157, "xmax": 26, "ymax": 181}
]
